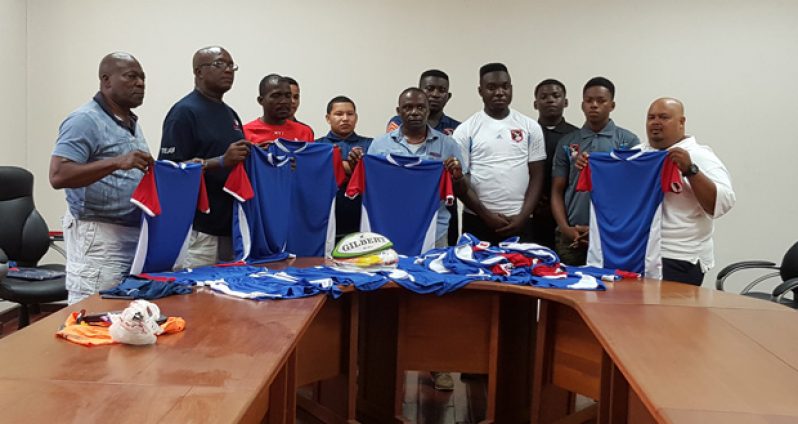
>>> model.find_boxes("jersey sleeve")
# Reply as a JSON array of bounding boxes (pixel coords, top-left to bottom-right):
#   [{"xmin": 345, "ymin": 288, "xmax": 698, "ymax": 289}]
[
  {"xmin": 345, "ymin": 160, "xmax": 366, "ymax": 199},
  {"xmin": 439, "ymin": 168, "xmax": 455, "ymax": 206},
  {"xmin": 159, "ymin": 106, "xmax": 197, "ymax": 161},
  {"xmin": 386, "ymin": 116, "xmax": 401, "ymax": 133},
  {"xmin": 451, "ymin": 123, "xmax": 471, "ymax": 174},
  {"xmin": 331, "ymin": 145, "xmax": 347, "ymax": 187},
  {"xmin": 197, "ymin": 172, "xmax": 210, "ymax": 214},
  {"xmin": 575, "ymin": 162, "xmax": 592, "ymax": 192},
  {"xmin": 661, "ymin": 157, "xmax": 683, "ymax": 193},
  {"xmin": 223, "ymin": 163, "xmax": 255, "ymax": 202},
  {"xmin": 130, "ymin": 166, "xmax": 161, "ymax": 217}
]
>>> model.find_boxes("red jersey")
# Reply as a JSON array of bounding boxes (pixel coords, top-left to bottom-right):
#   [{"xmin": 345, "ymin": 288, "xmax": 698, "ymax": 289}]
[{"xmin": 243, "ymin": 118, "xmax": 314, "ymax": 143}]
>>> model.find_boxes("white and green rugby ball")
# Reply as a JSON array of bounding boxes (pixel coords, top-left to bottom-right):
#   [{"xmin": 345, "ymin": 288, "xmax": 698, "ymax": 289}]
[{"xmin": 332, "ymin": 232, "xmax": 393, "ymax": 259}]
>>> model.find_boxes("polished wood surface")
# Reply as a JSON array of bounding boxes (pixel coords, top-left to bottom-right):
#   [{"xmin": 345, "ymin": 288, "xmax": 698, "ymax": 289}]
[
  {"xmin": 1, "ymin": 258, "xmax": 796, "ymax": 423},
  {"xmin": 0, "ymin": 286, "xmax": 326, "ymax": 423}
]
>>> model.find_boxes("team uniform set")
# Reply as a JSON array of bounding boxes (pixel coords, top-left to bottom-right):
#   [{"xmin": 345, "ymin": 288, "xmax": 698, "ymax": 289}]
[{"xmin": 48, "ymin": 135, "xmax": 693, "ymax": 346}]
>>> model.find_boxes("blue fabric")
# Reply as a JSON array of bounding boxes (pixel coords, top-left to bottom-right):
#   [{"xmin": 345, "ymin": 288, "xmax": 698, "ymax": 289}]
[
  {"xmin": 232, "ymin": 141, "xmax": 338, "ymax": 262},
  {"xmin": 587, "ymin": 150, "xmax": 670, "ymax": 275},
  {"xmin": 368, "ymin": 127, "xmax": 462, "ymax": 241},
  {"xmin": 100, "ymin": 277, "xmax": 193, "ymax": 300},
  {"xmin": 132, "ymin": 161, "xmax": 203, "ymax": 273},
  {"xmin": 357, "ymin": 154, "xmax": 447, "ymax": 255},
  {"xmin": 159, "ymin": 90, "xmax": 245, "ymax": 236},
  {"xmin": 52, "ymin": 97, "xmax": 150, "ymax": 226}
]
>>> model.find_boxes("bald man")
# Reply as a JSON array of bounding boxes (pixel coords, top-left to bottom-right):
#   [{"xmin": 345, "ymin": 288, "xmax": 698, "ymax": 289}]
[
  {"xmin": 50, "ymin": 52, "xmax": 153, "ymax": 303},
  {"xmin": 159, "ymin": 46, "xmax": 250, "ymax": 268},
  {"xmin": 644, "ymin": 98, "xmax": 735, "ymax": 285}
]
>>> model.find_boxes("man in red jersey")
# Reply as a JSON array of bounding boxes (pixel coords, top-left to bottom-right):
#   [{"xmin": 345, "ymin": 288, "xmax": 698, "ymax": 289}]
[{"xmin": 243, "ymin": 74, "xmax": 314, "ymax": 144}]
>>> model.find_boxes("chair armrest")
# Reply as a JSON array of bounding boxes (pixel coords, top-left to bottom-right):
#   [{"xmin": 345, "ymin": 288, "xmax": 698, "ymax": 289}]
[
  {"xmin": 48, "ymin": 230, "xmax": 67, "ymax": 259},
  {"xmin": 772, "ymin": 277, "xmax": 798, "ymax": 300},
  {"xmin": 715, "ymin": 261, "xmax": 778, "ymax": 290}
]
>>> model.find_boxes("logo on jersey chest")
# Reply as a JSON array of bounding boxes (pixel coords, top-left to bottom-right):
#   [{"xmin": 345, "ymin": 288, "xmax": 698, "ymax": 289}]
[{"xmin": 510, "ymin": 129, "xmax": 524, "ymax": 143}]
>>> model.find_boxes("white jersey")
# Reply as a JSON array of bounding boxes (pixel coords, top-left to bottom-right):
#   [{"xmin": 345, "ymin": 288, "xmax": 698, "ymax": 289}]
[{"xmin": 453, "ymin": 108, "xmax": 546, "ymax": 216}]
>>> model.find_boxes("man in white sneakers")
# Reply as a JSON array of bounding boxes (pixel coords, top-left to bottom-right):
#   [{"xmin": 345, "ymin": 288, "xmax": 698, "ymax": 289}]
[{"xmin": 453, "ymin": 63, "xmax": 547, "ymax": 244}]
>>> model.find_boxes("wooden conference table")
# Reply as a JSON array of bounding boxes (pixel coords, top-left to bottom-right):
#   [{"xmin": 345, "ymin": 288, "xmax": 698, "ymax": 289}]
[{"xmin": 0, "ymin": 258, "xmax": 795, "ymax": 423}]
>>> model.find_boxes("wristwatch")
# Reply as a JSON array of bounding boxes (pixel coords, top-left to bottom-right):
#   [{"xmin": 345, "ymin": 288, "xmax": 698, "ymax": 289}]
[{"xmin": 683, "ymin": 163, "xmax": 699, "ymax": 177}]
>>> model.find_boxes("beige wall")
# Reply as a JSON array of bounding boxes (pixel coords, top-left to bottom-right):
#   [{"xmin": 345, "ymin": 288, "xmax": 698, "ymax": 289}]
[
  {"xmin": 17, "ymin": 0, "xmax": 798, "ymax": 285},
  {"xmin": 1, "ymin": 0, "xmax": 27, "ymax": 167}
]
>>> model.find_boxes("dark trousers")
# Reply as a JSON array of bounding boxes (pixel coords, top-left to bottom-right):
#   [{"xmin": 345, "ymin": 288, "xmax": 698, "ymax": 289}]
[
  {"xmin": 662, "ymin": 258, "xmax": 704, "ymax": 286},
  {"xmin": 447, "ymin": 203, "xmax": 460, "ymax": 246},
  {"xmin": 462, "ymin": 212, "xmax": 541, "ymax": 245}
]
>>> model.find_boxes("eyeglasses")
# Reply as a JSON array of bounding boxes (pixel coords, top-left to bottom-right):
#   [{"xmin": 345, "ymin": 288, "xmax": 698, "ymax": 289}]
[{"xmin": 199, "ymin": 60, "xmax": 239, "ymax": 71}]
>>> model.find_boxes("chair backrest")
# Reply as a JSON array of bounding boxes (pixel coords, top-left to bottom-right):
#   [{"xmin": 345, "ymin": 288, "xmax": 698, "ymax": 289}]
[
  {"xmin": 780, "ymin": 241, "xmax": 798, "ymax": 282},
  {"xmin": 0, "ymin": 166, "xmax": 50, "ymax": 267}
]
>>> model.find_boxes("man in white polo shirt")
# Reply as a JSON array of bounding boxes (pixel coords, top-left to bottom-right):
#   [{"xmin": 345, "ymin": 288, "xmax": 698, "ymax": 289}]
[
  {"xmin": 645, "ymin": 97, "xmax": 735, "ymax": 285},
  {"xmin": 453, "ymin": 63, "xmax": 546, "ymax": 245}
]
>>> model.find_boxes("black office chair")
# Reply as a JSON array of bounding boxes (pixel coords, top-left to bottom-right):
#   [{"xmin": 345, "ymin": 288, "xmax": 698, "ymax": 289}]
[
  {"xmin": 0, "ymin": 166, "xmax": 68, "ymax": 328},
  {"xmin": 716, "ymin": 242, "xmax": 798, "ymax": 308}
]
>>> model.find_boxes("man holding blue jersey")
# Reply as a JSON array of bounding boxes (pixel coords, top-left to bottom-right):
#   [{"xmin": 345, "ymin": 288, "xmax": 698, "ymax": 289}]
[{"xmin": 364, "ymin": 87, "xmax": 464, "ymax": 391}]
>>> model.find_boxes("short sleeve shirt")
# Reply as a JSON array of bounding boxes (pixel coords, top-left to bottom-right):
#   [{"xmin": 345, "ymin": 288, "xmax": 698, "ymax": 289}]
[
  {"xmin": 243, "ymin": 118, "xmax": 315, "ymax": 143},
  {"xmin": 452, "ymin": 108, "xmax": 546, "ymax": 216},
  {"xmin": 387, "ymin": 114, "xmax": 461, "ymax": 136},
  {"xmin": 551, "ymin": 119, "xmax": 640, "ymax": 226},
  {"xmin": 158, "ymin": 90, "xmax": 245, "ymax": 236},
  {"xmin": 52, "ymin": 94, "xmax": 150, "ymax": 226}
]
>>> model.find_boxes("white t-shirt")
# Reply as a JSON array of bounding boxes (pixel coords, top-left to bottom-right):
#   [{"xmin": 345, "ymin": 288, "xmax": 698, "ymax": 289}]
[
  {"xmin": 453, "ymin": 108, "xmax": 546, "ymax": 216},
  {"xmin": 642, "ymin": 136, "xmax": 735, "ymax": 271}
]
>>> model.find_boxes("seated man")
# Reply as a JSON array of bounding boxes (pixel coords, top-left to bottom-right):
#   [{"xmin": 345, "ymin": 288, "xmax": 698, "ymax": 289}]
[
  {"xmin": 316, "ymin": 96, "xmax": 373, "ymax": 240},
  {"xmin": 244, "ymin": 74, "xmax": 314, "ymax": 143}
]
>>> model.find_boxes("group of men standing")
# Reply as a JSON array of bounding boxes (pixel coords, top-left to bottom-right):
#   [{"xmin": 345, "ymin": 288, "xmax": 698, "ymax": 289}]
[{"xmin": 49, "ymin": 47, "xmax": 735, "ymax": 330}]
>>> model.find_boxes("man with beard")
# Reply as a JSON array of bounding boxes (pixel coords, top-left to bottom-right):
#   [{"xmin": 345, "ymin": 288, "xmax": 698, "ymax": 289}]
[{"xmin": 159, "ymin": 46, "xmax": 251, "ymax": 268}]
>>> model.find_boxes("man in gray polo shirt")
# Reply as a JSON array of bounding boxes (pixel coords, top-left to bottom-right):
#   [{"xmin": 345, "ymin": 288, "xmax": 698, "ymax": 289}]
[
  {"xmin": 49, "ymin": 52, "xmax": 153, "ymax": 304},
  {"xmin": 550, "ymin": 77, "xmax": 639, "ymax": 265}
]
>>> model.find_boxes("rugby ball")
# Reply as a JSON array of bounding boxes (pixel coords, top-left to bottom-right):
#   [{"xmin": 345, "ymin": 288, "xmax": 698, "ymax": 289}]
[{"xmin": 332, "ymin": 232, "xmax": 393, "ymax": 259}]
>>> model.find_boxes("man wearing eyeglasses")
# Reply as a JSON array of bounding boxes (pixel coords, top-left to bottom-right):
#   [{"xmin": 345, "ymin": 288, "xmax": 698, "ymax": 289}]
[{"xmin": 159, "ymin": 46, "xmax": 250, "ymax": 268}]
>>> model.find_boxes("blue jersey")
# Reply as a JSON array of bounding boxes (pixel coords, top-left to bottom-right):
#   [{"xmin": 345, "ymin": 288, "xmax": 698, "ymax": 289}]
[
  {"xmin": 130, "ymin": 161, "xmax": 209, "ymax": 274},
  {"xmin": 345, "ymin": 154, "xmax": 454, "ymax": 256},
  {"xmin": 225, "ymin": 140, "xmax": 345, "ymax": 262},
  {"xmin": 577, "ymin": 149, "xmax": 682, "ymax": 278}
]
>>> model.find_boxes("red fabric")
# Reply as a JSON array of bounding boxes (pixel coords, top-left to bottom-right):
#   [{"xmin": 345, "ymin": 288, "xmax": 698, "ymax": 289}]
[
  {"xmin": 345, "ymin": 160, "xmax": 366, "ymax": 199},
  {"xmin": 197, "ymin": 172, "xmax": 210, "ymax": 213},
  {"xmin": 332, "ymin": 145, "xmax": 347, "ymax": 187},
  {"xmin": 214, "ymin": 261, "xmax": 249, "ymax": 268},
  {"xmin": 575, "ymin": 162, "xmax": 592, "ymax": 192},
  {"xmin": 615, "ymin": 270, "xmax": 642, "ymax": 279},
  {"xmin": 662, "ymin": 158, "xmax": 684, "ymax": 193},
  {"xmin": 501, "ymin": 253, "xmax": 533, "ymax": 268},
  {"xmin": 134, "ymin": 273, "xmax": 176, "ymax": 282},
  {"xmin": 531, "ymin": 264, "xmax": 567, "ymax": 277},
  {"xmin": 439, "ymin": 168, "xmax": 455, "ymax": 206},
  {"xmin": 224, "ymin": 163, "xmax": 255, "ymax": 202},
  {"xmin": 131, "ymin": 166, "xmax": 161, "ymax": 217},
  {"xmin": 243, "ymin": 118, "xmax": 314, "ymax": 144}
]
